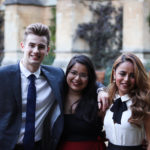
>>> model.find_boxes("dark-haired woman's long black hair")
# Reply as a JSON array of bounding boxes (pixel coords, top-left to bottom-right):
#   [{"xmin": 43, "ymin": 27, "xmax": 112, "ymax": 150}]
[{"xmin": 65, "ymin": 55, "xmax": 98, "ymax": 123}]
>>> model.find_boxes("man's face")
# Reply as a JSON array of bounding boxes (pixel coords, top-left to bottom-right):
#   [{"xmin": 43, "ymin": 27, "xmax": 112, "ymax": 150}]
[{"xmin": 21, "ymin": 34, "xmax": 49, "ymax": 72}]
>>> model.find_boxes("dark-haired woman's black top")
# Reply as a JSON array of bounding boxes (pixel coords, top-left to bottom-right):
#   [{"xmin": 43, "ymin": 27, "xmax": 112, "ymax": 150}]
[{"xmin": 58, "ymin": 114, "xmax": 106, "ymax": 150}]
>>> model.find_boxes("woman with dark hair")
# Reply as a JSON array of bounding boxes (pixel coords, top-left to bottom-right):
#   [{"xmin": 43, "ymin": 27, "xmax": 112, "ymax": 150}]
[
  {"xmin": 104, "ymin": 53, "xmax": 150, "ymax": 150},
  {"xmin": 58, "ymin": 55, "xmax": 106, "ymax": 150}
]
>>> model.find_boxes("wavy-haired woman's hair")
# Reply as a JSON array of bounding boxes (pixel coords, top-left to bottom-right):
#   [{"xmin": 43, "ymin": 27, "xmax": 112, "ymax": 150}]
[
  {"xmin": 65, "ymin": 55, "xmax": 98, "ymax": 123},
  {"xmin": 108, "ymin": 53, "xmax": 150, "ymax": 126}
]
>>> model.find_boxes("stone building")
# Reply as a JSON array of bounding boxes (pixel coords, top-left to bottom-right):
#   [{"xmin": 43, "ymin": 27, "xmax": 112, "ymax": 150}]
[
  {"xmin": 1, "ymin": 0, "xmax": 150, "ymax": 68},
  {"xmin": 123, "ymin": 0, "xmax": 150, "ymax": 64}
]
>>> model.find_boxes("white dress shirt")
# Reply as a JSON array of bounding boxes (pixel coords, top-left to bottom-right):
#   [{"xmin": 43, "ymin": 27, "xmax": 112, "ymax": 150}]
[
  {"xmin": 104, "ymin": 94, "xmax": 145, "ymax": 146},
  {"xmin": 17, "ymin": 61, "xmax": 55, "ymax": 143}
]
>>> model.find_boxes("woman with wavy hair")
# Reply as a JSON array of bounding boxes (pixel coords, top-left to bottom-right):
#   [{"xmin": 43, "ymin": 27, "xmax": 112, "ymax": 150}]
[{"xmin": 104, "ymin": 53, "xmax": 150, "ymax": 150}]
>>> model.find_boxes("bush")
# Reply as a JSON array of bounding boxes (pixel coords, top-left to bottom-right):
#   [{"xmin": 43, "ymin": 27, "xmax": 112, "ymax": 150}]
[
  {"xmin": 42, "ymin": 7, "xmax": 56, "ymax": 65},
  {"xmin": 76, "ymin": 1, "xmax": 123, "ymax": 70}
]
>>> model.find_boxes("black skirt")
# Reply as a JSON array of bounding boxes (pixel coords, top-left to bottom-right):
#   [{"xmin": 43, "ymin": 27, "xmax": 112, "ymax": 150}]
[{"xmin": 107, "ymin": 142, "xmax": 145, "ymax": 150}]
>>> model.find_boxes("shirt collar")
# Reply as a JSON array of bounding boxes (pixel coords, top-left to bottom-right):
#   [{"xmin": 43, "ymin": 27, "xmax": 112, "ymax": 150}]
[
  {"xmin": 19, "ymin": 60, "xmax": 41, "ymax": 78},
  {"xmin": 114, "ymin": 94, "xmax": 130, "ymax": 102}
]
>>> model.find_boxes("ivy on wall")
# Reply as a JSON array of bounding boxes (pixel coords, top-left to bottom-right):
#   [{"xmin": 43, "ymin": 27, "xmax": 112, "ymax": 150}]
[
  {"xmin": 0, "ymin": 11, "xmax": 4, "ymax": 65},
  {"xmin": 76, "ymin": 1, "xmax": 123, "ymax": 70},
  {"xmin": 42, "ymin": 7, "xmax": 56, "ymax": 65}
]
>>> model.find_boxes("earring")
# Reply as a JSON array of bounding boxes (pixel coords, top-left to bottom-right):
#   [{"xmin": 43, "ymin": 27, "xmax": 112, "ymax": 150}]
[{"xmin": 113, "ymin": 78, "xmax": 116, "ymax": 83}]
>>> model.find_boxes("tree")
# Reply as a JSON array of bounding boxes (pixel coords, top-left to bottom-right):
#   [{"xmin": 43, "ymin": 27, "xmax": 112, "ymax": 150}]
[{"xmin": 76, "ymin": 1, "xmax": 123, "ymax": 69}]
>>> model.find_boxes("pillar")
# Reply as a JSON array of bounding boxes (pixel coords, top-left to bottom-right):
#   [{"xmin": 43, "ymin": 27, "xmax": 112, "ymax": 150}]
[
  {"xmin": 53, "ymin": 0, "xmax": 94, "ymax": 69},
  {"xmin": 123, "ymin": 0, "xmax": 150, "ymax": 63}
]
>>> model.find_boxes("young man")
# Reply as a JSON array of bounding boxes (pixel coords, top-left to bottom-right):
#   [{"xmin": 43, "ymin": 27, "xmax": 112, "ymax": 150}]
[{"xmin": 0, "ymin": 23, "xmax": 65, "ymax": 150}]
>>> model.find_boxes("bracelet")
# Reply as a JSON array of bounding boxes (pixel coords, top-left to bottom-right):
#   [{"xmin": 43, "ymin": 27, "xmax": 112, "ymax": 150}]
[{"xmin": 97, "ymin": 87, "xmax": 105, "ymax": 94}]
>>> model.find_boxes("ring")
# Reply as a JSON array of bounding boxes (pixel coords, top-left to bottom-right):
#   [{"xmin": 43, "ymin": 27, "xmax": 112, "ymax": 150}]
[{"xmin": 97, "ymin": 101, "xmax": 101, "ymax": 103}]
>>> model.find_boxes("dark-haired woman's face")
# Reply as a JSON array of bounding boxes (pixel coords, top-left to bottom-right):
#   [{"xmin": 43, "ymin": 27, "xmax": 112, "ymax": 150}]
[
  {"xmin": 114, "ymin": 61, "xmax": 135, "ymax": 96},
  {"xmin": 67, "ymin": 63, "xmax": 88, "ymax": 93}
]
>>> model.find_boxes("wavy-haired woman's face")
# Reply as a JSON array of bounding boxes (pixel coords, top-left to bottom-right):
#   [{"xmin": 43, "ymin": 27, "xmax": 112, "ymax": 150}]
[
  {"xmin": 67, "ymin": 63, "xmax": 88, "ymax": 93},
  {"xmin": 114, "ymin": 61, "xmax": 135, "ymax": 96}
]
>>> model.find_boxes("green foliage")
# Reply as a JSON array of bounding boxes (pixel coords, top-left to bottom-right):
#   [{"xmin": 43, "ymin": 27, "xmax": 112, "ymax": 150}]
[
  {"xmin": 144, "ymin": 60, "xmax": 150, "ymax": 72},
  {"xmin": 76, "ymin": 2, "xmax": 123, "ymax": 70},
  {"xmin": 0, "ymin": 11, "xmax": 4, "ymax": 65},
  {"xmin": 147, "ymin": 13, "xmax": 150, "ymax": 28},
  {"xmin": 103, "ymin": 66, "xmax": 112, "ymax": 86},
  {"xmin": 49, "ymin": 7, "xmax": 56, "ymax": 47},
  {"xmin": 42, "ymin": 49, "xmax": 55, "ymax": 65},
  {"xmin": 42, "ymin": 7, "xmax": 56, "ymax": 65}
]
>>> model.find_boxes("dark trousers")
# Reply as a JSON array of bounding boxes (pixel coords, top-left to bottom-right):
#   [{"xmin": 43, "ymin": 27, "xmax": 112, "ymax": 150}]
[{"xmin": 14, "ymin": 140, "xmax": 42, "ymax": 150}]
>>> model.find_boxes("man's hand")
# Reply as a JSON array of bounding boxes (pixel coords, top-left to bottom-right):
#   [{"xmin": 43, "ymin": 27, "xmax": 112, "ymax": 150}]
[
  {"xmin": 97, "ymin": 90, "xmax": 109, "ymax": 112},
  {"xmin": 142, "ymin": 139, "xmax": 147, "ymax": 150}
]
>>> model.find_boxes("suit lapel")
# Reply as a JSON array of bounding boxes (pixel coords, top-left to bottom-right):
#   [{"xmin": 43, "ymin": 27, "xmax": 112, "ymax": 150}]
[
  {"xmin": 41, "ymin": 67, "xmax": 63, "ymax": 129},
  {"xmin": 41, "ymin": 68, "xmax": 63, "ymax": 111},
  {"xmin": 10, "ymin": 64, "xmax": 22, "ymax": 110}
]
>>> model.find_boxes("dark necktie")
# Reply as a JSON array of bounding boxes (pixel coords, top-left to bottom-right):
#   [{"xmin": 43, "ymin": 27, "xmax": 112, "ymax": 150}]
[
  {"xmin": 23, "ymin": 74, "xmax": 36, "ymax": 150},
  {"xmin": 110, "ymin": 97, "xmax": 127, "ymax": 124}
]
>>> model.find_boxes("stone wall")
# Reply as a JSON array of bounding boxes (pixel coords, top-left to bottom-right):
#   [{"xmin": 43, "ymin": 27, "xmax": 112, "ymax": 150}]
[
  {"xmin": 1, "ymin": 0, "xmax": 150, "ymax": 67},
  {"xmin": 53, "ymin": 0, "xmax": 123, "ymax": 69},
  {"xmin": 122, "ymin": 0, "xmax": 150, "ymax": 63},
  {"xmin": 53, "ymin": 0, "xmax": 94, "ymax": 69},
  {"xmin": 0, "ymin": 0, "xmax": 5, "ymax": 5}
]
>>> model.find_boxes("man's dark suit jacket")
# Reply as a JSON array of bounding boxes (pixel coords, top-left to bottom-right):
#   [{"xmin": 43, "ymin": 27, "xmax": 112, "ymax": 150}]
[{"xmin": 0, "ymin": 63, "xmax": 65, "ymax": 150}]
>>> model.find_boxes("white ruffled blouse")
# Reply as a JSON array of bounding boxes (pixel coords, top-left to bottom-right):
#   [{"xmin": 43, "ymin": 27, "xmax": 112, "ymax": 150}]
[{"xmin": 104, "ymin": 94, "xmax": 145, "ymax": 146}]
